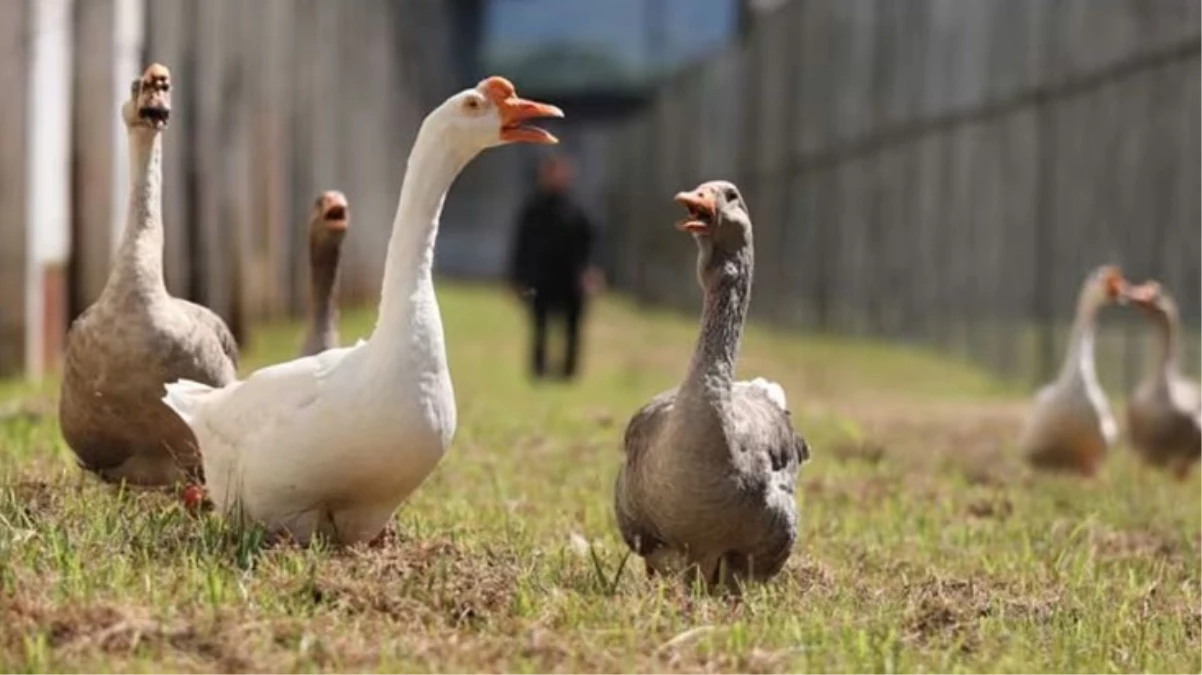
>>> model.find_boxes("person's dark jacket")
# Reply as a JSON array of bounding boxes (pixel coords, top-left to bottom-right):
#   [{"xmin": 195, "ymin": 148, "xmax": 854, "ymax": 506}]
[{"xmin": 509, "ymin": 189, "xmax": 595, "ymax": 301}]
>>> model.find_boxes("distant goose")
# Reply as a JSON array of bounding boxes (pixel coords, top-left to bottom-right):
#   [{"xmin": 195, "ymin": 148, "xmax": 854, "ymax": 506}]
[
  {"xmin": 1018, "ymin": 265, "xmax": 1127, "ymax": 475},
  {"xmin": 614, "ymin": 180, "xmax": 809, "ymax": 591},
  {"xmin": 1123, "ymin": 280, "xmax": 1201, "ymax": 479},
  {"xmin": 300, "ymin": 191, "xmax": 350, "ymax": 357}
]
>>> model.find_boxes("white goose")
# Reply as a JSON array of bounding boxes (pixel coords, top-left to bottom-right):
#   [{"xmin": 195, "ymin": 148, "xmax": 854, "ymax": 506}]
[{"xmin": 163, "ymin": 77, "xmax": 562, "ymax": 544}]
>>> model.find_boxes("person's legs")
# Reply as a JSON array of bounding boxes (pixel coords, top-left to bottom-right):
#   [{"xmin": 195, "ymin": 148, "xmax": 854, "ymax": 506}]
[
  {"xmin": 530, "ymin": 294, "xmax": 550, "ymax": 379},
  {"xmin": 563, "ymin": 293, "xmax": 584, "ymax": 380}
]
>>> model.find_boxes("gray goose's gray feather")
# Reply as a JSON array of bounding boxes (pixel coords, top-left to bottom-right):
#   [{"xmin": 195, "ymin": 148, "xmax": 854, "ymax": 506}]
[{"xmin": 614, "ymin": 180, "xmax": 809, "ymax": 590}]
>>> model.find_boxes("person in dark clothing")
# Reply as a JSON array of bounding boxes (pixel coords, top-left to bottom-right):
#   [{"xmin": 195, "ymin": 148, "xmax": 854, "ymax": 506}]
[{"xmin": 509, "ymin": 155, "xmax": 601, "ymax": 381}]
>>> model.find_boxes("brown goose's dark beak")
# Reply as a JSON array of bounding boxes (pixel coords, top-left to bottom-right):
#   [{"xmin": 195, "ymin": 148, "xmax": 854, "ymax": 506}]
[
  {"xmin": 318, "ymin": 191, "xmax": 349, "ymax": 233},
  {"xmin": 1124, "ymin": 280, "xmax": 1160, "ymax": 308}
]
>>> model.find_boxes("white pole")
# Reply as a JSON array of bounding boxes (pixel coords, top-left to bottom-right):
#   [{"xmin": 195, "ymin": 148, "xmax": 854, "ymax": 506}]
[{"xmin": 25, "ymin": 0, "xmax": 75, "ymax": 379}]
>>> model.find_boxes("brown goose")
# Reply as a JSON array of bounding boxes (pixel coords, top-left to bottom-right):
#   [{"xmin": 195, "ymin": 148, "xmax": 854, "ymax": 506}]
[
  {"xmin": 300, "ymin": 191, "xmax": 350, "ymax": 357},
  {"xmin": 613, "ymin": 180, "xmax": 809, "ymax": 591},
  {"xmin": 1124, "ymin": 280, "xmax": 1201, "ymax": 479},
  {"xmin": 58, "ymin": 64, "xmax": 238, "ymax": 486},
  {"xmin": 1017, "ymin": 266, "xmax": 1127, "ymax": 476}
]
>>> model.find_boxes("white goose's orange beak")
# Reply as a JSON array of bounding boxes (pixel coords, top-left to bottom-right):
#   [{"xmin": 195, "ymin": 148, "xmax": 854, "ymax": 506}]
[
  {"xmin": 479, "ymin": 76, "xmax": 564, "ymax": 144},
  {"xmin": 674, "ymin": 187, "xmax": 717, "ymax": 234}
]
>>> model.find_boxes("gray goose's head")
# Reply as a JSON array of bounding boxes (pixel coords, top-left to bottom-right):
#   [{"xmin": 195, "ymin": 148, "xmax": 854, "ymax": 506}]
[{"xmin": 674, "ymin": 180, "xmax": 752, "ymax": 288}]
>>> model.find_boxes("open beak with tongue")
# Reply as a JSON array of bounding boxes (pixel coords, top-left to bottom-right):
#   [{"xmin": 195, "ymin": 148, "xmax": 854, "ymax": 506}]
[
  {"xmin": 674, "ymin": 187, "xmax": 717, "ymax": 234},
  {"xmin": 479, "ymin": 76, "xmax": 564, "ymax": 144},
  {"xmin": 318, "ymin": 191, "xmax": 349, "ymax": 233}
]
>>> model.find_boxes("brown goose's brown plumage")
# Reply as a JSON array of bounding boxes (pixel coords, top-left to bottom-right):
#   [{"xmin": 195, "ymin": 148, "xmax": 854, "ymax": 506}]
[
  {"xmin": 1124, "ymin": 281, "xmax": 1201, "ymax": 479},
  {"xmin": 1017, "ymin": 266, "xmax": 1127, "ymax": 476},
  {"xmin": 59, "ymin": 64, "xmax": 238, "ymax": 486}
]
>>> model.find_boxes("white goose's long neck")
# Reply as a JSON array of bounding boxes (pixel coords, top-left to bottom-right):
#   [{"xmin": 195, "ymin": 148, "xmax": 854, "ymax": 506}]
[
  {"xmin": 105, "ymin": 130, "xmax": 167, "ymax": 298},
  {"xmin": 1058, "ymin": 291, "xmax": 1103, "ymax": 387},
  {"xmin": 367, "ymin": 123, "xmax": 475, "ymax": 366}
]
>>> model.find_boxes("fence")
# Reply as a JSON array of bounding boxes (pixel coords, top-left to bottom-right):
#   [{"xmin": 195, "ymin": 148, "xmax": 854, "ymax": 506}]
[
  {"xmin": 0, "ymin": 0, "xmax": 459, "ymax": 378},
  {"xmin": 606, "ymin": 0, "xmax": 1201, "ymax": 390}
]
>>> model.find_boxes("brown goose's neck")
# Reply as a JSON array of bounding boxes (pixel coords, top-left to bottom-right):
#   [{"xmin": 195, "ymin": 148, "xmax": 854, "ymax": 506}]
[
  {"xmin": 303, "ymin": 229, "xmax": 345, "ymax": 354},
  {"xmin": 1147, "ymin": 308, "xmax": 1180, "ymax": 381},
  {"xmin": 107, "ymin": 130, "xmax": 167, "ymax": 298},
  {"xmin": 1057, "ymin": 284, "xmax": 1106, "ymax": 386}
]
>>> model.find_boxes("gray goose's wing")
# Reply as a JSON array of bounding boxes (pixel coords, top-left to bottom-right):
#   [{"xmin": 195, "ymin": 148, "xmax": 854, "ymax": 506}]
[
  {"xmin": 614, "ymin": 388, "xmax": 677, "ymax": 555},
  {"xmin": 732, "ymin": 380, "xmax": 810, "ymax": 474}
]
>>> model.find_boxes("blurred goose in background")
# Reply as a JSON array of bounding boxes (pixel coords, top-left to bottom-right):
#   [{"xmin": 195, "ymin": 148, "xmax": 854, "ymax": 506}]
[
  {"xmin": 59, "ymin": 63, "xmax": 238, "ymax": 487},
  {"xmin": 1018, "ymin": 265, "xmax": 1127, "ymax": 476},
  {"xmin": 300, "ymin": 191, "xmax": 350, "ymax": 357},
  {"xmin": 614, "ymin": 180, "xmax": 809, "ymax": 591},
  {"xmin": 1123, "ymin": 280, "xmax": 1201, "ymax": 479},
  {"xmin": 162, "ymin": 77, "xmax": 562, "ymax": 545}
]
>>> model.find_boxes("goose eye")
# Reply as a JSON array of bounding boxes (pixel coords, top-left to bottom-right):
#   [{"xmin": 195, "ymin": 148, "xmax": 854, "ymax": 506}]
[{"xmin": 464, "ymin": 97, "xmax": 482, "ymax": 112}]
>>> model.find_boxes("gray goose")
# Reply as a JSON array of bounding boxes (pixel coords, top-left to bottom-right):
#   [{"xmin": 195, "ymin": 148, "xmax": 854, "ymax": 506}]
[
  {"xmin": 299, "ymin": 191, "xmax": 350, "ymax": 356},
  {"xmin": 614, "ymin": 180, "xmax": 809, "ymax": 591},
  {"xmin": 58, "ymin": 64, "xmax": 238, "ymax": 486},
  {"xmin": 1123, "ymin": 280, "xmax": 1201, "ymax": 479}
]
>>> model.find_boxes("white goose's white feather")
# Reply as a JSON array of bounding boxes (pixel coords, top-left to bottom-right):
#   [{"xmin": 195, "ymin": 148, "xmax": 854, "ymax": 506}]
[{"xmin": 160, "ymin": 83, "xmax": 539, "ymax": 545}]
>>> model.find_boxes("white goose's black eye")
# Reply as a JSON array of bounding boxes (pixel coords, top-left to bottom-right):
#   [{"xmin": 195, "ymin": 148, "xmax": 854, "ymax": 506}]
[
  {"xmin": 464, "ymin": 97, "xmax": 482, "ymax": 111},
  {"xmin": 726, "ymin": 188, "xmax": 738, "ymax": 201}
]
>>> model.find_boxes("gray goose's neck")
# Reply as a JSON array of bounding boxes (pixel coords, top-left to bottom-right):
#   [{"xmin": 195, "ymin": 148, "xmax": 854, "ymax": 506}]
[{"xmin": 679, "ymin": 245, "xmax": 754, "ymax": 411}]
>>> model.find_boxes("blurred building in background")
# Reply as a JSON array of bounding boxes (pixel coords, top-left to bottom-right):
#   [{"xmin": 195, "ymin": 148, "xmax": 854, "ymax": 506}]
[{"xmin": 0, "ymin": 0, "xmax": 1198, "ymax": 391}]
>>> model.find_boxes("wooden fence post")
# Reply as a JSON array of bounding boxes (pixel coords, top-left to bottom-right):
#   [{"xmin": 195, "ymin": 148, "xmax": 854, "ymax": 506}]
[
  {"xmin": 0, "ymin": 0, "xmax": 31, "ymax": 378},
  {"xmin": 70, "ymin": 0, "xmax": 144, "ymax": 320}
]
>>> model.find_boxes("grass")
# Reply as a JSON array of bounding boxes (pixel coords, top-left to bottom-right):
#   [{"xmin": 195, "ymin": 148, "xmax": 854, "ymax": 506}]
[{"xmin": 0, "ymin": 281, "xmax": 1198, "ymax": 672}]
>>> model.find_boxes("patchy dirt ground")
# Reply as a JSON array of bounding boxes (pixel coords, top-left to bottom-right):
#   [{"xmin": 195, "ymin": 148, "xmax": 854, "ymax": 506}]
[{"xmin": 1, "ymin": 285, "xmax": 1198, "ymax": 672}]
